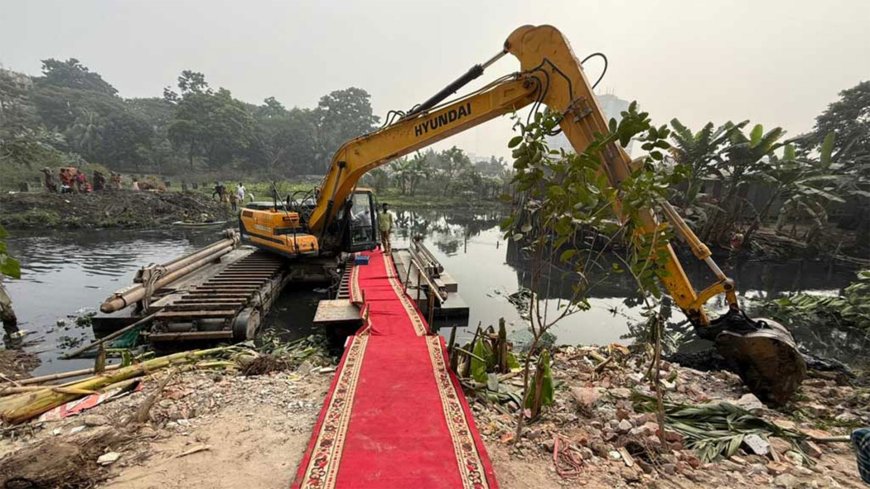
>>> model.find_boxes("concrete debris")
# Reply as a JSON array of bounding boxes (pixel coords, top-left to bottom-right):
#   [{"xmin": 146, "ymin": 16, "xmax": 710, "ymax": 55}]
[
  {"xmin": 743, "ymin": 434, "xmax": 771, "ymax": 456},
  {"xmin": 569, "ymin": 386, "xmax": 600, "ymax": 412},
  {"xmin": 97, "ymin": 452, "xmax": 121, "ymax": 466},
  {"xmin": 735, "ymin": 393, "xmax": 765, "ymax": 412},
  {"xmin": 470, "ymin": 344, "xmax": 867, "ymax": 487},
  {"xmin": 82, "ymin": 414, "xmax": 109, "ymax": 427}
]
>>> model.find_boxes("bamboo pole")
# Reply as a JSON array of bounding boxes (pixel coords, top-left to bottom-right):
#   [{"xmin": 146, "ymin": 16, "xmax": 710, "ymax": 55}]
[
  {"xmin": 0, "ymin": 347, "xmax": 231, "ymax": 424},
  {"xmin": 5, "ymin": 363, "xmax": 123, "ymax": 387}
]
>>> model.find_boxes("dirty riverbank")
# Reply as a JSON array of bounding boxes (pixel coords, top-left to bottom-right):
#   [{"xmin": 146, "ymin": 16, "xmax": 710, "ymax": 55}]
[
  {"xmin": 2, "ymin": 211, "xmax": 866, "ymax": 380},
  {"xmin": 0, "ymin": 342, "xmax": 866, "ymax": 488},
  {"xmin": 0, "ymin": 191, "xmax": 230, "ymax": 230}
]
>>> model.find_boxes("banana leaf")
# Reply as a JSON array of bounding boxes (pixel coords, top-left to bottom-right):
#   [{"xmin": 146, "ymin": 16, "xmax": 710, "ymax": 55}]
[
  {"xmin": 632, "ymin": 392, "xmax": 810, "ymax": 463},
  {"xmin": 524, "ymin": 350, "xmax": 554, "ymax": 417}
]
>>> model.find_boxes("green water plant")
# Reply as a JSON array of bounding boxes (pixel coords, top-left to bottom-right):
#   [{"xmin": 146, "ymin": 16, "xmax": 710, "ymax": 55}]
[{"xmin": 755, "ymin": 269, "xmax": 870, "ymax": 331}]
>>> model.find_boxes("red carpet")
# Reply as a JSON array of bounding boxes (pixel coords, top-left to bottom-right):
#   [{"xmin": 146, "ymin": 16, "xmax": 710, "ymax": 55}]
[{"xmin": 292, "ymin": 251, "xmax": 498, "ymax": 489}]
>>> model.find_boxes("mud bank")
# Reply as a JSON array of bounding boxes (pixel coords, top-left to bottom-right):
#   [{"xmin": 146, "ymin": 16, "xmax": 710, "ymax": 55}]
[{"xmin": 0, "ymin": 192, "xmax": 230, "ymax": 230}]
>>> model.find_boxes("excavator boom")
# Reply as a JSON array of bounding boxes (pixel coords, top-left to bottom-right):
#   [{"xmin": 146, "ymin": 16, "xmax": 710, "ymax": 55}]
[
  {"xmin": 249, "ymin": 24, "xmax": 805, "ymax": 405},
  {"xmin": 307, "ymin": 78, "xmax": 536, "ymax": 236}
]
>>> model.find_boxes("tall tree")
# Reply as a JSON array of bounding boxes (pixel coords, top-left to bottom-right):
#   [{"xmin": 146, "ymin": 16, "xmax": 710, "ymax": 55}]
[
  {"xmin": 38, "ymin": 58, "xmax": 117, "ymax": 96},
  {"xmin": 98, "ymin": 111, "xmax": 154, "ymax": 169},
  {"xmin": 249, "ymin": 97, "xmax": 318, "ymax": 176},
  {"xmin": 434, "ymin": 146, "xmax": 472, "ymax": 196},
  {"xmin": 315, "ymin": 87, "xmax": 379, "ymax": 170},
  {"xmin": 67, "ymin": 108, "xmax": 103, "ymax": 157},
  {"xmin": 167, "ymin": 73, "xmax": 254, "ymax": 168},
  {"xmin": 0, "ymin": 70, "xmax": 65, "ymax": 167},
  {"xmin": 802, "ymin": 80, "xmax": 870, "ymax": 167}
]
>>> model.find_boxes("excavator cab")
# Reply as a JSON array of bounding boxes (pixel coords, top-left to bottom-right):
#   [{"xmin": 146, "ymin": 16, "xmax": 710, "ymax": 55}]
[{"xmin": 341, "ymin": 189, "xmax": 379, "ymax": 252}]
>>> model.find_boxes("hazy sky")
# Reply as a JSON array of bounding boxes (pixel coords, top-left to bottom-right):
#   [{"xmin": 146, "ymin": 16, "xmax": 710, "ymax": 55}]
[{"xmin": 2, "ymin": 0, "xmax": 868, "ymax": 160}]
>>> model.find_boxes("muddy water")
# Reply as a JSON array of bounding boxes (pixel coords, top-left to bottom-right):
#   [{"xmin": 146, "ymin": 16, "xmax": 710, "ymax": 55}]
[
  {"xmin": 5, "ymin": 228, "xmax": 227, "ymax": 375},
  {"xmin": 391, "ymin": 208, "xmax": 867, "ymax": 370},
  {"xmin": 4, "ymin": 208, "xmax": 865, "ymax": 375}
]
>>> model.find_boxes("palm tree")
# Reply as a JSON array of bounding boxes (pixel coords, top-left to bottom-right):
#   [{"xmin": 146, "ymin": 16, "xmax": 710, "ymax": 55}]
[
  {"xmin": 406, "ymin": 151, "xmax": 428, "ymax": 196},
  {"xmin": 367, "ymin": 167, "xmax": 389, "ymax": 194},
  {"xmin": 68, "ymin": 109, "xmax": 102, "ymax": 157},
  {"xmin": 390, "ymin": 157, "xmax": 411, "ymax": 194}
]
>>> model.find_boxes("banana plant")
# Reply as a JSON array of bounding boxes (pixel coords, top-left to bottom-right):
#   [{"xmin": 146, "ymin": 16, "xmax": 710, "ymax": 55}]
[
  {"xmin": 468, "ymin": 320, "xmax": 520, "ymax": 383},
  {"xmin": 669, "ymin": 119, "xmax": 745, "ymax": 210},
  {"xmin": 523, "ymin": 349, "xmax": 554, "ymax": 419},
  {"xmin": 743, "ymin": 135, "xmax": 844, "ymax": 244},
  {"xmin": 702, "ymin": 123, "xmax": 788, "ymax": 242},
  {"xmin": 773, "ymin": 135, "xmax": 844, "ymax": 242}
]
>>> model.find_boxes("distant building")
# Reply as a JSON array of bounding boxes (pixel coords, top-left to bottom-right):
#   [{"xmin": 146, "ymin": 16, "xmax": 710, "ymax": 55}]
[{"xmin": 546, "ymin": 92, "xmax": 633, "ymax": 155}]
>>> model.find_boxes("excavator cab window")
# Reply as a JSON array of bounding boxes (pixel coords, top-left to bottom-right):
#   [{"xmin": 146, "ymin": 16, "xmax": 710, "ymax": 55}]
[{"xmin": 346, "ymin": 190, "xmax": 377, "ymax": 252}]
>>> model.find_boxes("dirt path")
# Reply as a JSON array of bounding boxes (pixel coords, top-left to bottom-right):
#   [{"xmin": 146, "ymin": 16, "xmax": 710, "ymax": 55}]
[
  {"xmin": 96, "ymin": 371, "xmax": 329, "ymax": 489},
  {"xmin": 102, "ymin": 406, "xmax": 313, "ymax": 489}
]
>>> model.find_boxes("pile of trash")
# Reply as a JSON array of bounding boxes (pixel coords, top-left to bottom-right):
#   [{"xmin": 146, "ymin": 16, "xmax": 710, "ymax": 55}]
[{"xmin": 470, "ymin": 344, "xmax": 868, "ymax": 487}]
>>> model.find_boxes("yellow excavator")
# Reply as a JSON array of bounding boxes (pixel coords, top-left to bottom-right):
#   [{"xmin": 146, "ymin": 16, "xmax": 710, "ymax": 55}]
[{"xmin": 239, "ymin": 25, "xmax": 805, "ymax": 405}]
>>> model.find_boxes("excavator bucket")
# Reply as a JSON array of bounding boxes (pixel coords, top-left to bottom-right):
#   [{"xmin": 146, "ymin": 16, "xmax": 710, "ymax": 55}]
[{"xmin": 714, "ymin": 318, "xmax": 806, "ymax": 407}]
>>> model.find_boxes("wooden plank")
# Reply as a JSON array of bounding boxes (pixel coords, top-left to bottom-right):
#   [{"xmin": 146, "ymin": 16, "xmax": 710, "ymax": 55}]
[
  {"xmin": 313, "ymin": 299, "xmax": 362, "ymax": 325},
  {"xmin": 184, "ymin": 294, "xmax": 252, "ymax": 298},
  {"xmin": 194, "ymin": 286, "xmax": 260, "ymax": 291},
  {"xmin": 213, "ymin": 272, "xmax": 275, "ymax": 276},
  {"xmin": 212, "ymin": 278, "xmax": 271, "ymax": 282}
]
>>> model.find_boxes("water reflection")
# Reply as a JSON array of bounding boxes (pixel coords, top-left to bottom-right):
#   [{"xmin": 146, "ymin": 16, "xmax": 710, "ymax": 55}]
[
  {"xmin": 391, "ymin": 208, "xmax": 865, "ymax": 369},
  {"xmin": 4, "ymin": 209, "xmax": 865, "ymax": 376},
  {"xmin": 5, "ymin": 228, "xmax": 226, "ymax": 375}
]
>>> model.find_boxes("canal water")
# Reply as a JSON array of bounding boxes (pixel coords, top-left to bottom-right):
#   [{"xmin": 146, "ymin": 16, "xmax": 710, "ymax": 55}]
[{"xmin": 4, "ymin": 208, "xmax": 866, "ymax": 376}]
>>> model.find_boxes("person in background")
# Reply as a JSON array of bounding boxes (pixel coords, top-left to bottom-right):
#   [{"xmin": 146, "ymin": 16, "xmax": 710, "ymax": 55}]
[
  {"xmin": 378, "ymin": 203, "xmax": 393, "ymax": 253},
  {"xmin": 74, "ymin": 171, "xmax": 88, "ymax": 193},
  {"xmin": 59, "ymin": 168, "xmax": 73, "ymax": 193},
  {"xmin": 212, "ymin": 181, "xmax": 226, "ymax": 202},
  {"xmin": 42, "ymin": 168, "xmax": 57, "ymax": 193},
  {"xmin": 236, "ymin": 182, "xmax": 246, "ymax": 203},
  {"xmin": 93, "ymin": 170, "xmax": 106, "ymax": 191},
  {"xmin": 229, "ymin": 191, "xmax": 239, "ymax": 212},
  {"xmin": 132, "ymin": 178, "xmax": 140, "ymax": 191},
  {"xmin": 110, "ymin": 172, "xmax": 122, "ymax": 190}
]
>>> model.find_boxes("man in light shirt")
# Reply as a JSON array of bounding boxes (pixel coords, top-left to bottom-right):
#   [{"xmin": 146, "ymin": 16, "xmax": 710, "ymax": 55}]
[{"xmin": 378, "ymin": 203, "xmax": 393, "ymax": 253}]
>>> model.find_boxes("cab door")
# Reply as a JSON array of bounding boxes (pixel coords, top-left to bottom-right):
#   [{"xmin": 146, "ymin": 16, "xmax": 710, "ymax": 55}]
[{"xmin": 345, "ymin": 190, "xmax": 378, "ymax": 252}]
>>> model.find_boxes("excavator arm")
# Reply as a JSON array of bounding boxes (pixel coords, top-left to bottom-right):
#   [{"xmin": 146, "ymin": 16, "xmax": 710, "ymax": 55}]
[
  {"xmin": 311, "ymin": 25, "xmax": 720, "ymax": 323},
  {"xmin": 308, "ymin": 79, "xmax": 535, "ymax": 235},
  {"xmin": 303, "ymin": 24, "xmax": 805, "ymax": 405}
]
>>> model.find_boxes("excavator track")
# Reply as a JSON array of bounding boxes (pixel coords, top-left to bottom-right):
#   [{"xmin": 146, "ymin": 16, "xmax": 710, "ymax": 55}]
[{"xmin": 146, "ymin": 251, "xmax": 287, "ymax": 342}]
